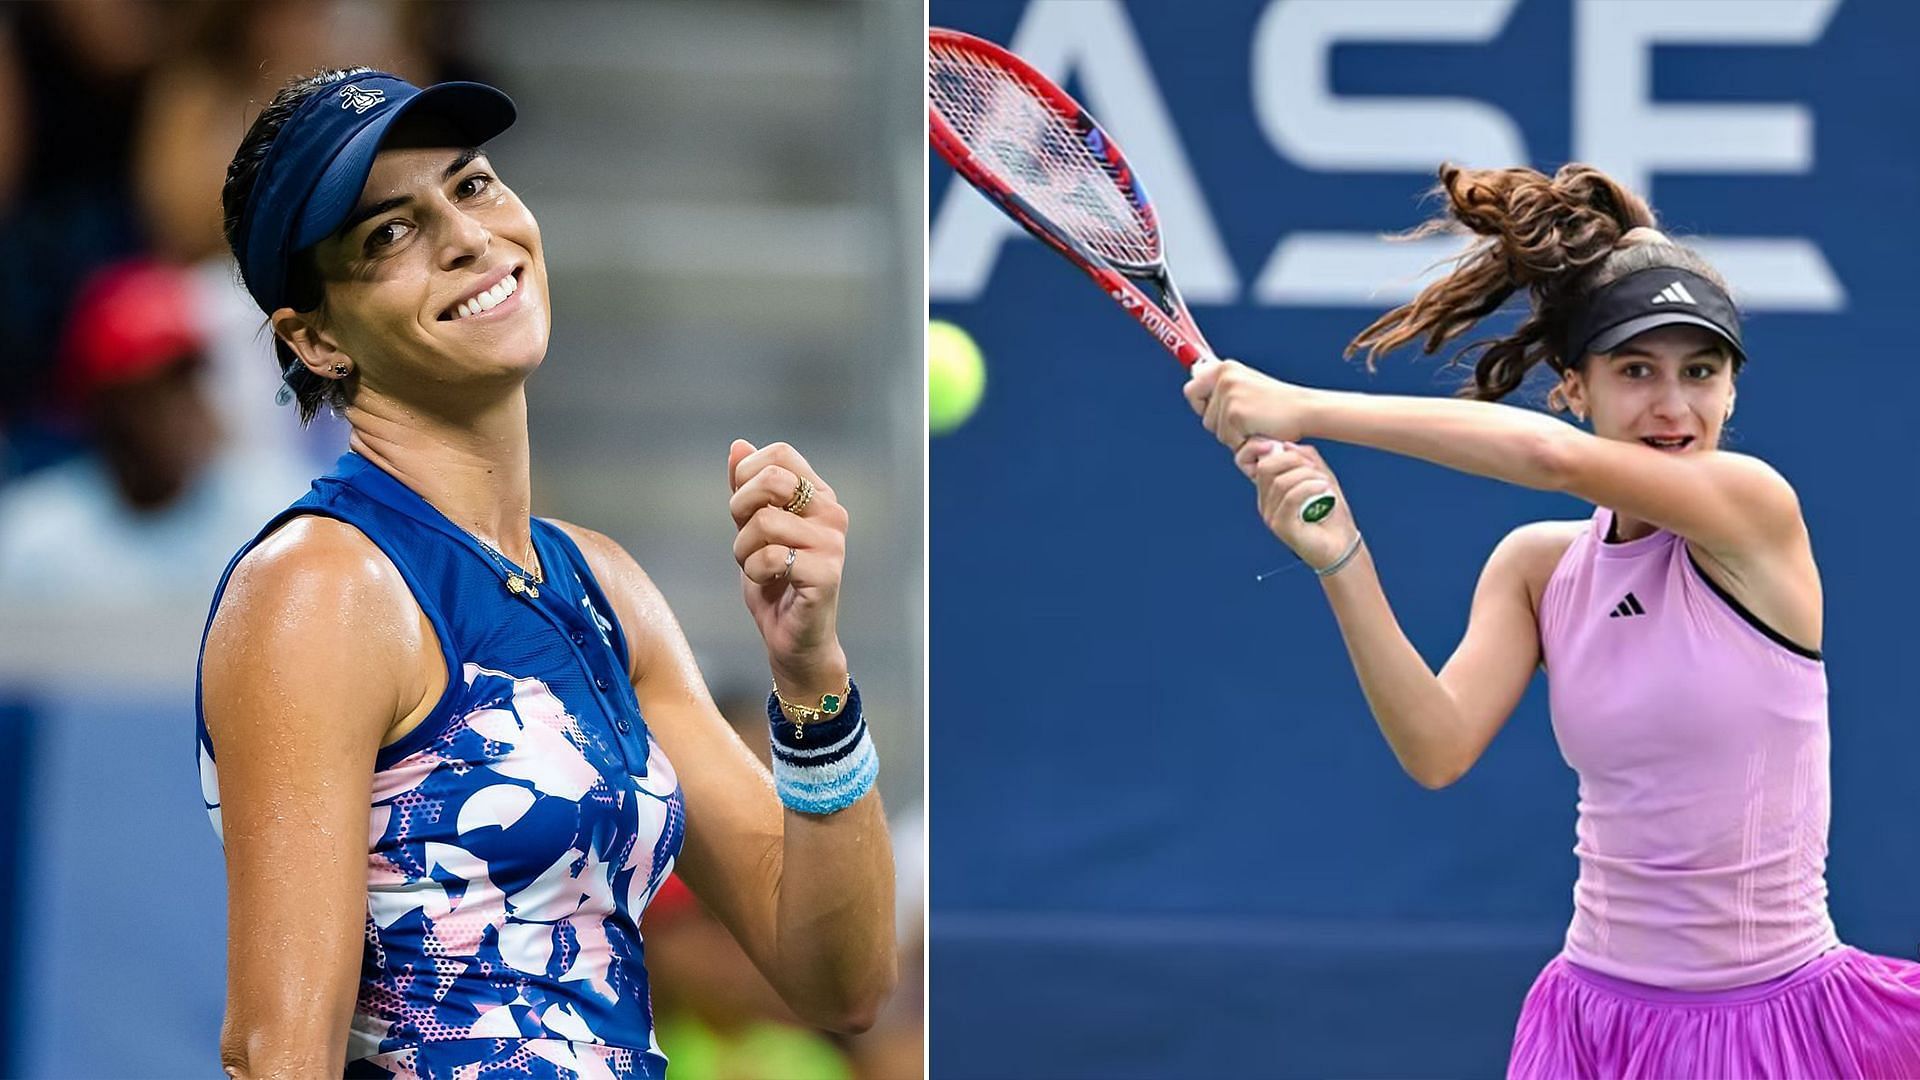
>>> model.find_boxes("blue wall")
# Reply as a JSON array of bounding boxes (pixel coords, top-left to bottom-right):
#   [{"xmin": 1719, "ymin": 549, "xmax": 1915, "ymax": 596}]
[
  {"xmin": 2, "ymin": 689, "xmax": 225, "ymax": 1077},
  {"xmin": 929, "ymin": 2, "xmax": 1920, "ymax": 1076}
]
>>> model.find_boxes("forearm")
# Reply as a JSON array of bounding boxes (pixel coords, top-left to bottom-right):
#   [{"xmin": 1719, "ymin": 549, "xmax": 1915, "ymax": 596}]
[
  {"xmin": 755, "ymin": 659, "xmax": 898, "ymax": 1031},
  {"xmin": 1318, "ymin": 546, "xmax": 1474, "ymax": 788},
  {"xmin": 1306, "ymin": 388, "xmax": 1574, "ymax": 491},
  {"xmin": 769, "ymin": 790, "xmax": 898, "ymax": 1032}
]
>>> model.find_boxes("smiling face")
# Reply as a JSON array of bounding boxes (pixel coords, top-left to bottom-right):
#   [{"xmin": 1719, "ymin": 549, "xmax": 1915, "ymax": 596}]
[
  {"xmin": 271, "ymin": 115, "xmax": 550, "ymax": 409},
  {"xmin": 1561, "ymin": 324, "xmax": 1738, "ymax": 454}
]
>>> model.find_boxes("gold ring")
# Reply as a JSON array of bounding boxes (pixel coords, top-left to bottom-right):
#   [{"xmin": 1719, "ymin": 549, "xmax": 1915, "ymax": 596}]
[
  {"xmin": 781, "ymin": 546, "xmax": 797, "ymax": 579},
  {"xmin": 783, "ymin": 475, "xmax": 816, "ymax": 515}
]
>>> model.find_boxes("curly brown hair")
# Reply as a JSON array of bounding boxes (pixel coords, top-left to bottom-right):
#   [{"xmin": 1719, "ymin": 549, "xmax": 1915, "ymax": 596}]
[{"xmin": 1345, "ymin": 163, "xmax": 1735, "ymax": 405}]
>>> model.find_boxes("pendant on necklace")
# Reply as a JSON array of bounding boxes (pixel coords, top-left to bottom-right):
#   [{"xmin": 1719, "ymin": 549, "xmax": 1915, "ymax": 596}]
[{"xmin": 507, "ymin": 574, "xmax": 539, "ymax": 598}]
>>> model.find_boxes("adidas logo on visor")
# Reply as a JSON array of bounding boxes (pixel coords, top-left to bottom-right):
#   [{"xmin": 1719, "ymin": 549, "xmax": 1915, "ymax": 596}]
[
  {"xmin": 339, "ymin": 84, "xmax": 386, "ymax": 114},
  {"xmin": 1649, "ymin": 281, "xmax": 1698, "ymax": 306}
]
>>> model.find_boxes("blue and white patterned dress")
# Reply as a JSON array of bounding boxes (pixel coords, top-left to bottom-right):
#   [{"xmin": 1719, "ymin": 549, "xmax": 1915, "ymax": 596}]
[{"xmin": 196, "ymin": 452, "xmax": 685, "ymax": 1078}]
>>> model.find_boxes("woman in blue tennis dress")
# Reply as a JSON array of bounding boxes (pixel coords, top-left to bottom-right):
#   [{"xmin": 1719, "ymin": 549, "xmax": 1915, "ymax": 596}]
[{"xmin": 195, "ymin": 69, "xmax": 895, "ymax": 1078}]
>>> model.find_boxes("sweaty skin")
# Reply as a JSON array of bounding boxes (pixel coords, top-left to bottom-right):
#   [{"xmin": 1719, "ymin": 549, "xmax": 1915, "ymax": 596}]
[
  {"xmin": 1183, "ymin": 326, "xmax": 1818, "ymax": 787},
  {"xmin": 205, "ymin": 128, "xmax": 895, "ymax": 1076}
]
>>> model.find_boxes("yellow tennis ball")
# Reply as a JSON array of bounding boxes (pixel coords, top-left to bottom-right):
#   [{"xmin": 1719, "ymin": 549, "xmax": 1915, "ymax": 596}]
[{"xmin": 928, "ymin": 319, "xmax": 986, "ymax": 435}]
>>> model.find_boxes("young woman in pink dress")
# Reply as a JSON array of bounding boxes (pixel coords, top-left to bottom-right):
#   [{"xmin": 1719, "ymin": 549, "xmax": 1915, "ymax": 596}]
[{"xmin": 1185, "ymin": 162, "xmax": 1920, "ymax": 1078}]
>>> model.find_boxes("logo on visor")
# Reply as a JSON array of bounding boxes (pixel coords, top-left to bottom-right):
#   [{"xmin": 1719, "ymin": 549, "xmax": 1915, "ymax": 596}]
[
  {"xmin": 1650, "ymin": 281, "xmax": 1698, "ymax": 306},
  {"xmin": 338, "ymin": 84, "xmax": 387, "ymax": 115}
]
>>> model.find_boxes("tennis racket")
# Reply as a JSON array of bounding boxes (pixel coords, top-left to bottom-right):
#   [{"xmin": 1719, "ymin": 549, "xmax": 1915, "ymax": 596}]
[{"xmin": 928, "ymin": 27, "xmax": 1335, "ymax": 525}]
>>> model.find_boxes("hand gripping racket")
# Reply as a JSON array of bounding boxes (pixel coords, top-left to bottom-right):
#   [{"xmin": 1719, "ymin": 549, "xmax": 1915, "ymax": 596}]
[{"xmin": 928, "ymin": 27, "xmax": 1335, "ymax": 525}]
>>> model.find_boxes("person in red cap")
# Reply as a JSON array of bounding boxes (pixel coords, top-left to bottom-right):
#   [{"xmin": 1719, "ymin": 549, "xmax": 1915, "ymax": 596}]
[
  {"xmin": 61, "ymin": 259, "xmax": 214, "ymax": 508},
  {"xmin": 0, "ymin": 258, "xmax": 306, "ymax": 599}
]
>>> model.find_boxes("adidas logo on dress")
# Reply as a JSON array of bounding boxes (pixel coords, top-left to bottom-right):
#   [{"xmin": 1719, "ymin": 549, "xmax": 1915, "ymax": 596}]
[
  {"xmin": 1608, "ymin": 592, "xmax": 1647, "ymax": 618},
  {"xmin": 1650, "ymin": 281, "xmax": 1697, "ymax": 305}
]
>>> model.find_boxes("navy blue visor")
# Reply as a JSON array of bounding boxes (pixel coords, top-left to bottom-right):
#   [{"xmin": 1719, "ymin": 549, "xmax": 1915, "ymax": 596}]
[{"xmin": 235, "ymin": 71, "xmax": 516, "ymax": 315}]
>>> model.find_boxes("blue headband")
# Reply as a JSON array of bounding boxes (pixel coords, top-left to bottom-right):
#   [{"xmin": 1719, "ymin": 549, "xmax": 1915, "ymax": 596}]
[{"xmin": 235, "ymin": 71, "xmax": 516, "ymax": 315}]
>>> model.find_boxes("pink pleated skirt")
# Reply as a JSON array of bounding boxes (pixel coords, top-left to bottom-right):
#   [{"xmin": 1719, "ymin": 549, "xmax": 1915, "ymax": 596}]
[{"xmin": 1509, "ymin": 947, "xmax": 1920, "ymax": 1079}]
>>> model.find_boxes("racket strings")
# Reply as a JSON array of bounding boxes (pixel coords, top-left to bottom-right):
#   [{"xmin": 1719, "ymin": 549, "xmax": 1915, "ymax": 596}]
[{"xmin": 929, "ymin": 42, "xmax": 1160, "ymax": 267}]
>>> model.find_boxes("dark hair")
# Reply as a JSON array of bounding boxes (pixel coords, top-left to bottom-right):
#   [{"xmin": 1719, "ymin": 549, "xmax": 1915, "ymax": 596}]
[
  {"xmin": 221, "ymin": 66, "xmax": 374, "ymax": 425},
  {"xmin": 1345, "ymin": 163, "xmax": 1738, "ymax": 405}
]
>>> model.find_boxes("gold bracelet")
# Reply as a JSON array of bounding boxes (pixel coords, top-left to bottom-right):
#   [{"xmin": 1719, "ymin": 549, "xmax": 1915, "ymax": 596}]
[{"xmin": 773, "ymin": 673, "xmax": 852, "ymax": 728}]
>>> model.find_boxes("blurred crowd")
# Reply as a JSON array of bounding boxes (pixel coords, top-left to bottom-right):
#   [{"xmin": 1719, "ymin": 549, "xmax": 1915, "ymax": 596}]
[
  {"xmin": 0, "ymin": 0, "xmax": 482, "ymax": 603},
  {"xmin": 0, "ymin": 2, "xmax": 924, "ymax": 1076}
]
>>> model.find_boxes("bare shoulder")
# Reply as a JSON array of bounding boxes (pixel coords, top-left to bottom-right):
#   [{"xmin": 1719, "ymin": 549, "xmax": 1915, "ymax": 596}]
[
  {"xmin": 203, "ymin": 515, "xmax": 423, "ymax": 737},
  {"xmin": 1707, "ymin": 449, "xmax": 1795, "ymax": 492},
  {"xmin": 1487, "ymin": 519, "xmax": 1588, "ymax": 598},
  {"xmin": 547, "ymin": 520, "xmax": 720, "ymax": 734},
  {"xmin": 1700, "ymin": 450, "xmax": 1802, "ymax": 521},
  {"xmin": 548, "ymin": 519, "xmax": 664, "ymax": 605},
  {"xmin": 548, "ymin": 519, "xmax": 629, "ymax": 576},
  {"xmin": 547, "ymin": 519, "xmax": 683, "ymax": 663},
  {"xmin": 216, "ymin": 515, "xmax": 415, "ymax": 632},
  {"xmin": 1695, "ymin": 450, "xmax": 1804, "ymax": 558}
]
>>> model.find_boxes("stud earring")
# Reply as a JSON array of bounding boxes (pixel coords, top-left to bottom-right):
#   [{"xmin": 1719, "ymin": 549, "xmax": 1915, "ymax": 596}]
[{"xmin": 332, "ymin": 362, "xmax": 350, "ymax": 377}]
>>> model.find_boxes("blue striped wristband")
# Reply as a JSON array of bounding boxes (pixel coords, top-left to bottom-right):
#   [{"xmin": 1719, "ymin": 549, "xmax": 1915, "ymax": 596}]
[{"xmin": 767, "ymin": 679, "xmax": 878, "ymax": 815}]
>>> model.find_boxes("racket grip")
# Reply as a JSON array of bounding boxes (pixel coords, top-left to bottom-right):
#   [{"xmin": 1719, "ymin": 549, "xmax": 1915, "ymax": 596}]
[{"xmin": 1299, "ymin": 491, "xmax": 1337, "ymax": 525}]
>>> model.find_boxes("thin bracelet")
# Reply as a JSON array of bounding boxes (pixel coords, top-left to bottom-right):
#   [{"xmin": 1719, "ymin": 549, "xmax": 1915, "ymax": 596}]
[
  {"xmin": 766, "ymin": 679, "xmax": 877, "ymax": 815},
  {"xmin": 772, "ymin": 673, "xmax": 852, "ymax": 731},
  {"xmin": 1314, "ymin": 532, "xmax": 1365, "ymax": 578}
]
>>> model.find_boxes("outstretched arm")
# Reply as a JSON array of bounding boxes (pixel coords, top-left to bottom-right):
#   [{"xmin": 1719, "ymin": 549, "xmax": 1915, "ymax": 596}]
[{"xmin": 1187, "ymin": 361, "xmax": 1802, "ymax": 562}]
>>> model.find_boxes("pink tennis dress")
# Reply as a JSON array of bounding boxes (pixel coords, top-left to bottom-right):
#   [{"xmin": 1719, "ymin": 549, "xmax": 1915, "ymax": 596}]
[{"xmin": 1510, "ymin": 508, "xmax": 1920, "ymax": 1078}]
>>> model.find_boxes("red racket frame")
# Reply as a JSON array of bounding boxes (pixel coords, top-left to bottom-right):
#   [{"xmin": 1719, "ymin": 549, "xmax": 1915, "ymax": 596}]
[{"xmin": 928, "ymin": 28, "xmax": 1217, "ymax": 368}]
